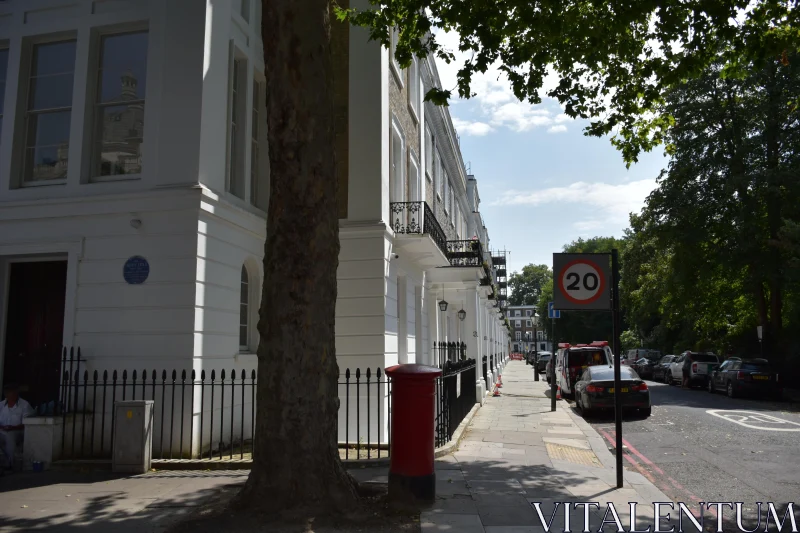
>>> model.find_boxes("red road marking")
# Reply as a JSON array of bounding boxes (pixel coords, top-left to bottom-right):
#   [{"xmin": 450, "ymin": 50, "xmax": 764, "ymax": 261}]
[{"xmin": 598, "ymin": 428, "xmax": 718, "ymax": 526}]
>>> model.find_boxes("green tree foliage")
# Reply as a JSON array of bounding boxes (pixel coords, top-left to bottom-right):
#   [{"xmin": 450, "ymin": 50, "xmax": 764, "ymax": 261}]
[
  {"xmin": 508, "ymin": 264, "xmax": 552, "ymax": 306},
  {"xmin": 340, "ymin": 0, "xmax": 798, "ymax": 163},
  {"xmin": 622, "ymin": 53, "xmax": 800, "ymax": 368}
]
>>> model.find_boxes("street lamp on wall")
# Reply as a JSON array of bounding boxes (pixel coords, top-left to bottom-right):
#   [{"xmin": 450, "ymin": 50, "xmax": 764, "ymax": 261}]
[
  {"xmin": 458, "ymin": 308, "xmax": 466, "ymax": 321},
  {"xmin": 438, "ymin": 289, "xmax": 448, "ymax": 312}
]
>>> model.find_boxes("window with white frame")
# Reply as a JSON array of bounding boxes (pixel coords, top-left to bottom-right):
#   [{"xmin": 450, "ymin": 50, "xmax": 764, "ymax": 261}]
[
  {"xmin": 408, "ymin": 150, "xmax": 420, "ymax": 202},
  {"xmin": 526, "ymin": 310, "xmax": 532, "ymax": 317},
  {"xmin": 515, "ymin": 310, "xmax": 521, "ymax": 317},
  {"xmin": 433, "ymin": 149, "xmax": 441, "ymax": 197},
  {"xmin": 22, "ymin": 39, "xmax": 77, "ymax": 184},
  {"xmin": 250, "ymin": 78, "xmax": 262, "ymax": 207},
  {"xmin": 450, "ymin": 188, "xmax": 455, "ymax": 225},
  {"xmin": 91, "ymin": 31, "xmax": 149, "ymax": 181},
  {"xmin": 526, "ymin": 320, "xmax": 532, "ymax": 327},
  {"xmin": 0, "ymin": 48, "xmax": 8, "ymax": 148},
  {"xmin": 515, "ymin": 320, "xmax": 521, "ymax": 328},
  {"xmin": 390, "ymin": 119, "xmax": 405, "ymax": 203},
  {"xmin": 424, "ymin": 125, "xmax": 433, "ymax": 180},
  {"xmin": 240, "ymin": 265, "xmax": 250, "ymax": 350},
  {"xmin": 228, "ymin": 54, "xmax": 247, "ymax": 199},
  {"xmin": 515, "ymin": 331, "xmax": 521, "ymax": 341},
  {"xmin": 408, "ymin": 56, "xmax": 419, "ymax": 119},
  {"xmin": 389, "ymin": 28, "xmax": 402, "ymax": 83},
  {"xmin": 443, "ymin": 173, "xmax": 450, "ymax": 213}
]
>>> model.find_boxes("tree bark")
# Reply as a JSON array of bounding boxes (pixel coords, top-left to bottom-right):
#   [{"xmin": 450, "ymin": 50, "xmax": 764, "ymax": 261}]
[{"xmin": 236, "ymin": 0, "xmax": 359, "ymax": 513}]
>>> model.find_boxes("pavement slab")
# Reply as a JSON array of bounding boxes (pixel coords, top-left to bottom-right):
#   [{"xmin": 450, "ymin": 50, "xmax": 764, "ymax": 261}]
[{"xmin": 423, "ymin": 361, "xmax": 686, "ymax": 532}]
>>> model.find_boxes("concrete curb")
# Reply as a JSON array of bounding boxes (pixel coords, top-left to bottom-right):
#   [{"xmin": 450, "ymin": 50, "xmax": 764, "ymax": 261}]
[{"xmin": 434, "ymin": 402, "xmax": 480, "ymax": 458}]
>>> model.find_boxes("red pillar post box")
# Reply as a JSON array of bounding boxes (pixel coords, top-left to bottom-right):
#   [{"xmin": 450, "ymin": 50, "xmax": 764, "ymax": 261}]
[{"xmin": 385, "ymin": 364, "xmax": 442, "ymax": 503}]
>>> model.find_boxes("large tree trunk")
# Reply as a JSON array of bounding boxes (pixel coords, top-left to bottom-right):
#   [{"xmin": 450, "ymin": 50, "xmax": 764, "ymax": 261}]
[{"xmin": 236, "ymin": 0, "xmax": 358, "ymax": 514}]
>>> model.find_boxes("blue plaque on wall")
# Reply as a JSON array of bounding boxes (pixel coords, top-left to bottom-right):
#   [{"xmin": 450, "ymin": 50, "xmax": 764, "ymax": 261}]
[{"xmin": 123, "ymin": 256, "xmax": 150, "ymax": 285}]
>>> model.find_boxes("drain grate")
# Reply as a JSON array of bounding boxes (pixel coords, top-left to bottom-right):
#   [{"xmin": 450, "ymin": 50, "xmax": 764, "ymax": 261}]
[{"xmin": 546, "ymin": 443, "xmax": 603, "ymax": 467}]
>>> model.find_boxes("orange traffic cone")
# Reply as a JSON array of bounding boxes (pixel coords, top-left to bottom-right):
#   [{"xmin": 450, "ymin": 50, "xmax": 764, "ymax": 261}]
[
  {"xmin": 556, "ymin": 386, "xmax": 562, "ymax": 400},
  {"xmin": 493, "ymin": 388, "xmax": 501, "ymax": 397}
]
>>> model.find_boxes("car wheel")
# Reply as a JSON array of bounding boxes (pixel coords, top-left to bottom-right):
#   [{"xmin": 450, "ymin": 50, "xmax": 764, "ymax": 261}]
[
  {"xmin": 641, "ymin": 407, "xmax": 652, "ymax": 417},
  {"xmin": 667, "ymin": 371, "xmax": 674, "ymax": 385},
  {"xmin": 708, "ymin": 378, "xmax": 715, "ymax": 394},
  {"xmin": 727, "ymin": 381, "xmax": 736, "ymax": 398}
]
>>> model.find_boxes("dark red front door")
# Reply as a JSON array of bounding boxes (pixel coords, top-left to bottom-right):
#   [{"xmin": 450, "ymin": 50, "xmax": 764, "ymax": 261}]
[{"xmin": 3, "ymin": 261, "xmax": 67, "ymax": 407}]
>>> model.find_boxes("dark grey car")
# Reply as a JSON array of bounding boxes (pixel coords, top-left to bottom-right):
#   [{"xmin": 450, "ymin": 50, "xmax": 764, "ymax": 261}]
[
  {"xmin": 652, "ymin": 355, "xmax": 676, "ymax": 382},
  {"xmin": 575, "ymin": 365, "xmax": 651, "ymax": 418}
]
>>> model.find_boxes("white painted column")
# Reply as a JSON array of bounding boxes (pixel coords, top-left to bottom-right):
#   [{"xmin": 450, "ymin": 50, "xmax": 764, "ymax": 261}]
[
  {"xmin": 397, "ymin": 276, "xmax": 408, "ymax": 364},
  {"xmin": 425, "ymin": 286, "xmax": 438, "ymax": 367},
  {"xmin": 414, "ymin": 284, "xmax": 423, "ymax": 364},
  {"xmin": 465, "ymin": 286, "xmax": 484, "ymax": 402}
]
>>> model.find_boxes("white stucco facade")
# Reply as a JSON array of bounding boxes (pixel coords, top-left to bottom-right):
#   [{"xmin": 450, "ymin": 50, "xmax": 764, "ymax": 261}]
[{"xmin": 0, "ymin": 0, "xmax": 509, "ymax": 455}]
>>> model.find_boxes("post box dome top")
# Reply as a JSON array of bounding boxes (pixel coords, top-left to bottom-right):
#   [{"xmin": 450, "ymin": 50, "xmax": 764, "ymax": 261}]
[{"xmin": 385, "ymin": 364, "xmax": 442, "ymax": 378}]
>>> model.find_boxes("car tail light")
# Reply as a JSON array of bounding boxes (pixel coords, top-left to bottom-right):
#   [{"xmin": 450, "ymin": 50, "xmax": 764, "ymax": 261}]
[
  {"xmin": 737, "ymin": 371, "xmax": 747, "ymax": 380},
  {"xmin": 586, "ymin": 384, "xmax": 603, "ymax": 393},
  {"xmin": 632, "ymin": 382, "xmax": 648, "ymax": 391},
  {"xmin": 692, "ymin": 363, "xmax": 698, "ymax": 372}
]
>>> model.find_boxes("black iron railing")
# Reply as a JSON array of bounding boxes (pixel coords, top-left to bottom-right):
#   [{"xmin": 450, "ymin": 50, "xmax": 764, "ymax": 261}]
[
  {"xmin": 436, "ymin": 359, "xmax": 477, "ymax": 446},
  {"xmin": 54, "ymin": 347, "xmax": 475, "ymax": 463},
  {"xmin": 434, "ymin": 341, "xmax": 467, "ymax": 367},
  {"xmin": 337, "ymin": 368, "xmax": 390, "ymax": 460},
  {"xmin": 390, "ymin": 201, "xmax": 448, "ymax": 257},
  {"xmin": 482, "ymin": 355, "xmax": 489, "ymax": 387},
  {"xmin": 56, "ymin": 348, "xmax": 257, "ymax": 461},
  {"xmin": 446, "ymin": 239, "xmax": 484, "ymax": 267}
]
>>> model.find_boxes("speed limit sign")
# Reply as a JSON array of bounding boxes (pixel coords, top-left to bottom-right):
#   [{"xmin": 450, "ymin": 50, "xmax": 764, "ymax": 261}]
[{"xmin": 552, "ymin": 253, "xmax": 611, "ymax": 310}]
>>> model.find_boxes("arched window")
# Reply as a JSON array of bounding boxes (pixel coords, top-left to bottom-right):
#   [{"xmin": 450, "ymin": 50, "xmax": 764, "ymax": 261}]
[{"xmin": 239, "ymin": 265, "xmax": 249, "ymax": 350}]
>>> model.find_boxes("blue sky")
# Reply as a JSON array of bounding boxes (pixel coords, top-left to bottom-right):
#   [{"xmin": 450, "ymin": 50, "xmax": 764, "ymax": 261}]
[{"xmin": 434, "ymin": 34, "xmax": 669, "ymax": 275}]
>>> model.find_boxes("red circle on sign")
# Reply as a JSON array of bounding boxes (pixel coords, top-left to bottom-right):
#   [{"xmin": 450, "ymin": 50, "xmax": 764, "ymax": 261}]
[{"xmin": 557, "ymin": 258, "xmax": 607, "ymax": 305}]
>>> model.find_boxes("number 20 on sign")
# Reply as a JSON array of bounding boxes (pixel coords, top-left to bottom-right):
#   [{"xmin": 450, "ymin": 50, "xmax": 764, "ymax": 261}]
[{"xmin": 552, "ymin": 253, "xmax": 612, "ymax": 311}]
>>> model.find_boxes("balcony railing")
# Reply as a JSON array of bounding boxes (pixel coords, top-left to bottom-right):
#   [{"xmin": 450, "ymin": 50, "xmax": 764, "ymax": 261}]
[
  {"xmin": 446, "ymin": 239, "xmax": 484, "ymax": 267},
  {"xmin": 390, "ymin": 201, "xmax": 448, "ymax": 257}
]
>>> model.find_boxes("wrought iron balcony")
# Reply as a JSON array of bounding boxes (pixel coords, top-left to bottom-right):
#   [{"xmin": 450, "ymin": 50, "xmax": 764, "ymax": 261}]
[
  {"xmin": 496, "ymin": 268, "xmax": 507, "ymax": 277},
  {"xmin": 390, "ymin": 201, "xmax": 448, "ymax": 258},
  {"xmin": 446, "ymin": 239, "xmax": 484, "ymax": 267},
  {"xmin": 491, "ymin": 255, "xmax": 506, "ymax": 265}
]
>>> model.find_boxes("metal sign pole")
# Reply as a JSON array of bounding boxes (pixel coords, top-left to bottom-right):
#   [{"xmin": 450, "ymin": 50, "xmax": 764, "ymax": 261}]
[
  {"xmin": 551, "ymin": 320, "xmax": 557, "ymax": 412},
  {"xmin": 533, "ymin": 323, "xmax": 539, "ymax": 381},
  {"xmin": 611, "ymin": 249, "xmax": 623, "ymax": 489}
]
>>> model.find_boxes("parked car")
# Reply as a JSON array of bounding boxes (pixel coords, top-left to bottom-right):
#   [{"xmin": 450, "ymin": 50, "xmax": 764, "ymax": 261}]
[
  {"xmin": 667, "ymin": 351, "xmax": 720, "ymax": 387},
  {"xmin": 574, "ymin": 365, "xmax": 651, "ymax": 417},
  {"xmin": 708, "ymin": 357, "xmax": 782, "ymax": 399},
  {"xmin": 631, "ymin": 357, "xmax": 659, "ymax": 379},
  {"xmin": 535, "ymin": 352, "xmax": 552, "ymax": 373},
  {"xmin": 545, "ymin": 358, "xmax": 553, "ymax": 384},
  {"xmin": 555, "ymin": 342, "xmax": 614, "ymax": 399},
  {"xmin": 652, "ymin": 355, "xmax": 676, "ymax": 382}
]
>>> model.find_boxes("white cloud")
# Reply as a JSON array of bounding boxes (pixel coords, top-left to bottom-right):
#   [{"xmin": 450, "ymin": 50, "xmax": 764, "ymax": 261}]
[
  {"xmin": 547, "ymin": 125, "xmax": 568, "ymax": 134},
  {"xmin": 492, "ymin": 179, "xmax": 657, "ymax": 231},
  {"xmin": 433, "ymin": 31, "xmax": 565, "ymax": 136},
  {"xmin": 451, "ymin": 117, "xmax": 494, "ymax": 136},
  {"xmin": 554, "ymin": 114, "xmax": 571, "ymax": 124}
]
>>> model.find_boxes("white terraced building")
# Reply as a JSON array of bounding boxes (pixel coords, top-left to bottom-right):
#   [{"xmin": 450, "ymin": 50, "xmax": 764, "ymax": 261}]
[{"xmin": 0, "ymin": 0, "xmax": 510, "ymax": 458}]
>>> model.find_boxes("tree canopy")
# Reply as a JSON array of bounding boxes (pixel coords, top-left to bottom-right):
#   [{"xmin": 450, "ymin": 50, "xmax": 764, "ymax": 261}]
[
  {"xmin": 508, "ymin": 264, "xmax": 551, "ymax": 306},
  {"xmin": 621, "ymin": 52, "xmax": 800, "ymax": 368},
  {"xmin": 341, "ymin": 0, "xmax": 798, "ymax": 163}
]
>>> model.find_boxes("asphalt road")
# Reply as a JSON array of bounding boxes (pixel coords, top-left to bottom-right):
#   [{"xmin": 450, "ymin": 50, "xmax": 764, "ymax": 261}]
[{"xmin": 557, "ymin": 374, "xmax": 800, "ymax": 529}]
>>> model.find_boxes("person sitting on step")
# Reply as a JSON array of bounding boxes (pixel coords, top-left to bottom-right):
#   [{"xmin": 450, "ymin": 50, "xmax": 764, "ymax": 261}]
[{"xmin": 0, "ymin": 383, "xmax": 34, "ymax": 473}]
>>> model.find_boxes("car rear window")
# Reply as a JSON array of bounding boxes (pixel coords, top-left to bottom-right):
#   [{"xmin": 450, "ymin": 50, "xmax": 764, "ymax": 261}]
[
  {"xmin": 741, "ymin": 362, "xmax": 770, "ymax": 371},
  {"xmin": 691, "ymin": 354, "xmax": 718, "ymax": 363},
  {"xmin": 569, "ymin": 350, "xmax": 605, "ymax": 367},
  {"xmin": 589, "ymin": 366, "xmax": 636, "ymax": 380}
]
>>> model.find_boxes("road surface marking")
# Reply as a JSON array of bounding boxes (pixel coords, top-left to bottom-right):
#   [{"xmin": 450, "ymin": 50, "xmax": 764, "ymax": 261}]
[{"xmin": 706, "ymin": 410, "xmax": 800, "ymax": 431}]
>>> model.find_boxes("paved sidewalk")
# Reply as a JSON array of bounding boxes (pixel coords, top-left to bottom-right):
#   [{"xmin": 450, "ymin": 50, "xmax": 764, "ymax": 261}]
[
  {"xmin": 0, "ymin": 469, "xmax": 246, "ymax": 532},
  {"xmin": 420, "ymin": 360, "xmax": 697, "ymax": 533}
]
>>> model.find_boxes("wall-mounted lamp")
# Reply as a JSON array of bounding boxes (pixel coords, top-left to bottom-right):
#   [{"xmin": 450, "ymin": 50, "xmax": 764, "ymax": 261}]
[
  {"xmin": 458, "ymin": 308, "xmax": 466, "ymax": 321},
  {"xmin": 438, "ymin": 289, "xmax": 448, "ymax": 312}
]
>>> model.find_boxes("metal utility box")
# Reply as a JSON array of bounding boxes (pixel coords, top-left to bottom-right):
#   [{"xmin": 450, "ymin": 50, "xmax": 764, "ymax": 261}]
[{"xmin": 112, "ymin": 400, "xmax": 154, "ymax": 474}]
